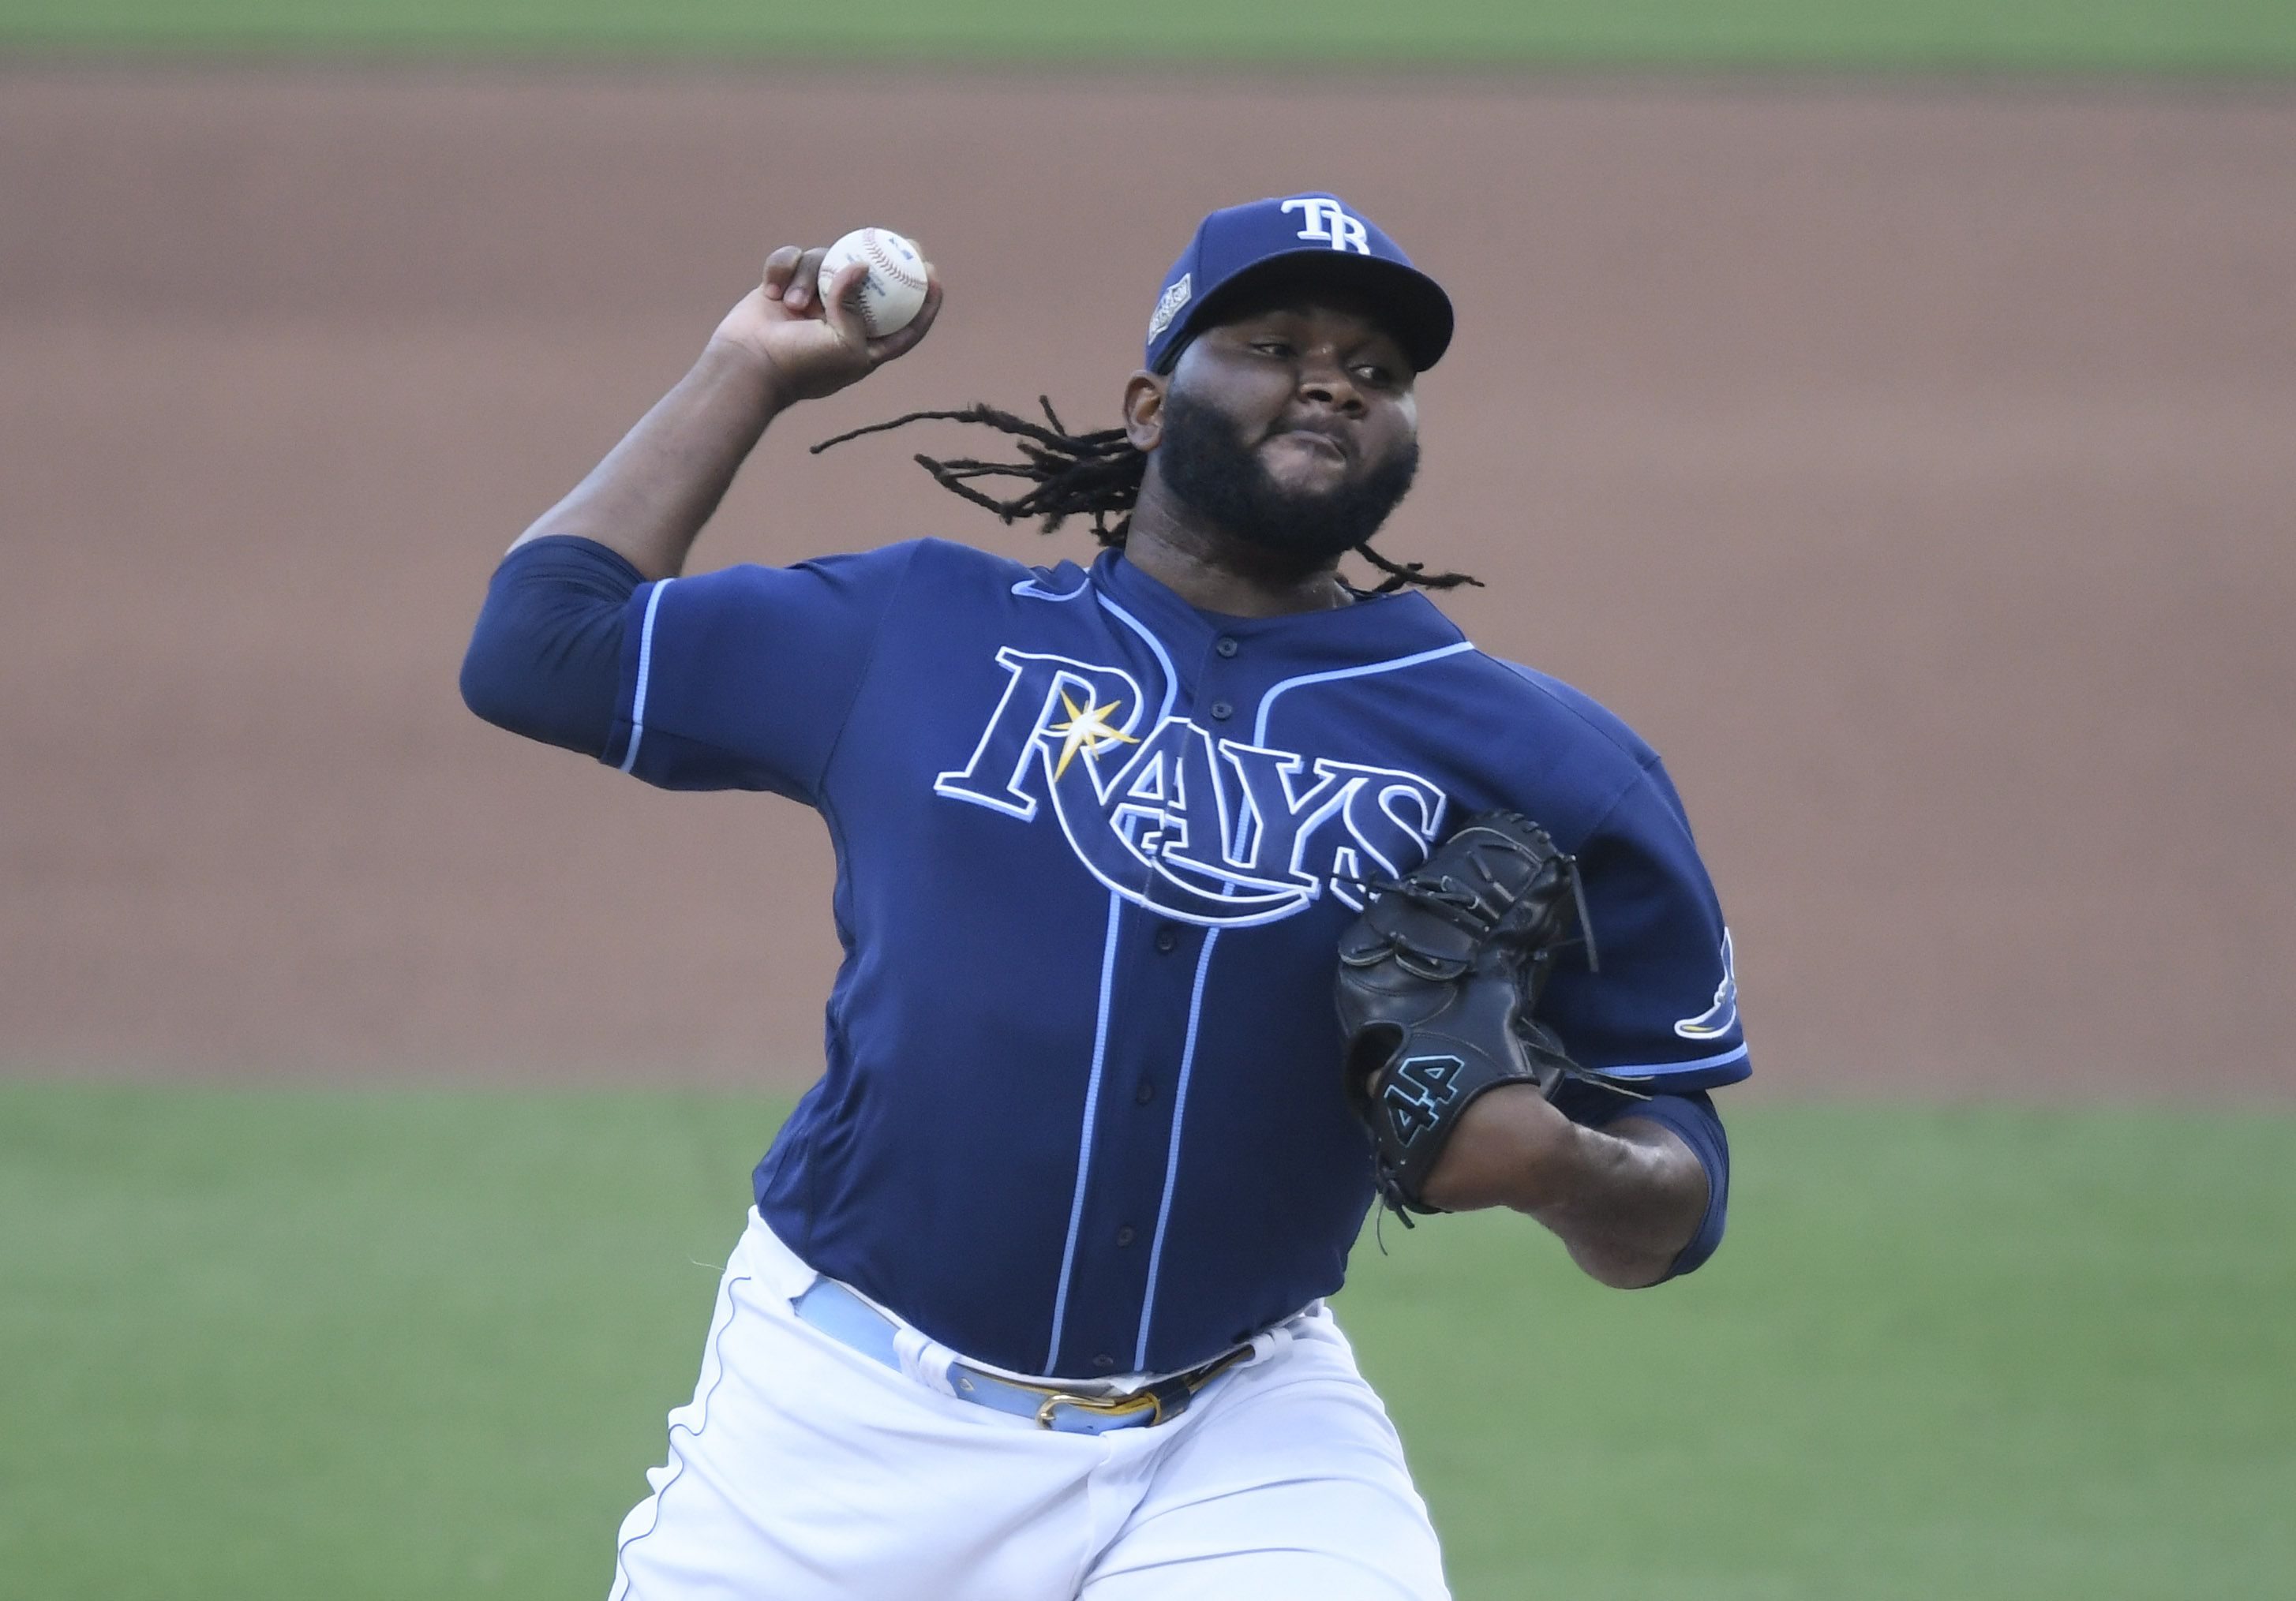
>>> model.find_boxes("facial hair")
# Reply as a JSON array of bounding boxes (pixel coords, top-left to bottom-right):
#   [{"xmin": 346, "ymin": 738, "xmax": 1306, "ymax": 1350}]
[{"xmin": 1154, "ymin": 388, "xmax": 1420, "ymax": 567}]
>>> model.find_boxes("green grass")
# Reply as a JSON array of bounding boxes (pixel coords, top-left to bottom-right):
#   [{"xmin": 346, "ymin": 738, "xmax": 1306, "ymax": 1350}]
[
  {"xmin": 1358, "ymin": 1105, "xmax": 2296, "ymax": 1599},
  {"xmin": 2, "ymin": 1085, "xmax": 2290, "ymax": 1599},
  {"xmin": 2, "ymin": 0, "xmax": 2294, "ymax": 72}
]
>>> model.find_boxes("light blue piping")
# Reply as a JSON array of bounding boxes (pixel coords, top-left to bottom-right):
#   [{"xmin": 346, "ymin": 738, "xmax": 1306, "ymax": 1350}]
[
  {"xmin": 1249, "ymin": 639, "xmax": 1476, "ymax": 746},
  {"xmin": 609, "ymin": 1266, "xmax": 748, "ymax": 1596},
  {"xmin": 1601, "ymin": 1041, "xmax": 1750, "ymax": 1077},
  {"xmin": 1129, "ymin": 928, "xmax": 1220, "ymax": 1371},
  {"xmin": 1094, "ymin": 590, "xmax": 1180, "ymax": 723},
  {"xmin": 1041, "ymin": 581, "xmax": 1181, "ymax": 1372},
  {"xmin": 1043, "ymin": 891, "xmax": 1127, "ymax": 1373},
  {"xmin": 616, "ymin": 580, "xmax": 672, "ymax": 775}
]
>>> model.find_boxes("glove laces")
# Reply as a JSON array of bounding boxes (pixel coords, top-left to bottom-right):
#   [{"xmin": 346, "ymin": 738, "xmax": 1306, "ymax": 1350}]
[{"xmin": 1340, "ymin": 853, "xmax": 1602, "ymax": 974}]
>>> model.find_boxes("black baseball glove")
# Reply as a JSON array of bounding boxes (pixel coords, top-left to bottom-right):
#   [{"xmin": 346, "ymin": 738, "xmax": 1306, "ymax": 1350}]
[{"xmin": 1334, "ymin": 810, "xmax": 1620, "ymax": 1224}]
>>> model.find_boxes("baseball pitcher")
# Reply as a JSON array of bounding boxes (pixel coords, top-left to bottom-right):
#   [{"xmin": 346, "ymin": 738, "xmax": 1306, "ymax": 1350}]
[{"xmin": 461, "ymin": 193, "xmax": 1748, "ymax": 1599}]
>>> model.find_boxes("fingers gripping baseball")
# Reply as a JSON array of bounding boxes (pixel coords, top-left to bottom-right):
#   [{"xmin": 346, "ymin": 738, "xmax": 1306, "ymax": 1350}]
[{"xmin": 712, "ymin": 241, "xmax": 943, "ymax": 405}]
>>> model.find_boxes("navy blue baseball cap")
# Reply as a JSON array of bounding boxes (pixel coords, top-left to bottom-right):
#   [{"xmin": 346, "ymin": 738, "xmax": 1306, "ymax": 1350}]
[{"xmin": 1144, "ymin": 192, "xmax": 1454, "ymax": 376}]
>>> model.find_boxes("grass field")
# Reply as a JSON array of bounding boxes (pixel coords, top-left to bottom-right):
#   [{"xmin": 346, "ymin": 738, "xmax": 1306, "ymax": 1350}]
[
  {"xmin": 2, "ymin": 0, "xmax": 2294, "ymax": 70},
  {"xmin": 2, "ymin": 1083, "xmax": 2290, "ymax": 1599}
]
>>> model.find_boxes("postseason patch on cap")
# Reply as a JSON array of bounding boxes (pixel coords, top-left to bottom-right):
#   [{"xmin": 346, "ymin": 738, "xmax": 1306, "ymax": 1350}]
[{"xmin": 1147, "ymin": 272, "xmax": 1193, "ymax": 340}]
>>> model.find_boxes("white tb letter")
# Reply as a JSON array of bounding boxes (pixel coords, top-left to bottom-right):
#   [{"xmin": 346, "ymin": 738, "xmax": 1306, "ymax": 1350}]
[{"xmin": 1281, "ymin": 197, "xmax": 1370, "ymax": 255}]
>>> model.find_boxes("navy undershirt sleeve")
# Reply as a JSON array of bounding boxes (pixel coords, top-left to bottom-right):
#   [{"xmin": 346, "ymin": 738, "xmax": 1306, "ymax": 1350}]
[
  {"xmin": 459, "ymin": 535, "xmax": 642, "ymax": 757},
  {"xmin": 1554, "ymin": 1083, "xmax": 1732, "ymax": 1281}
]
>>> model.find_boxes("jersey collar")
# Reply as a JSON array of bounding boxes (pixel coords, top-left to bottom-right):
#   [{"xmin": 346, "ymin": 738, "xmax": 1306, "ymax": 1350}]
[{"xmin": 1090, "ymin": 548, "xmax": 1464, "ymax": 668}]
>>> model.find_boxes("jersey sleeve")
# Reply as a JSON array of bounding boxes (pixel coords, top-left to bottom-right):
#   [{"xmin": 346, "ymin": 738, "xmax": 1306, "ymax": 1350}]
[
  {"xmin": 1540, "ymin": 757, "xmax": 1751, "ymax": 1092},
  {"xmin": 600, "ymin": 541, "xmax": 923, "ymax": 801},
  {"xmin": 460, "ymin": 535, "xmax": 641, "ymax": 758}
]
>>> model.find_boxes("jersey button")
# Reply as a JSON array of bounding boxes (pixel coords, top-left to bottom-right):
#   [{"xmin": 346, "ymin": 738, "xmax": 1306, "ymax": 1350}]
[
  {"xmin": 1209, "ymin": 700, "xmax": 1234, "ymax": 721},
  {"xmin": 1153, "ymin": 925, "xmax": 1179, "ymax": 954},
  {"xmin": 1092, "ymin": 1353, "xmax": 1117, "ymax": 1371},
  {"xmin": 1214, "ymin": 636, "xmax": 1239, "ymax": 659},
  {"xmin": 1135, "ymin": 1079, "xmax": 1157, "ymax": 1105},
  {"xmin": 1115, "ymin": 1225, "xmax": 1137, "ymax": 1247}
]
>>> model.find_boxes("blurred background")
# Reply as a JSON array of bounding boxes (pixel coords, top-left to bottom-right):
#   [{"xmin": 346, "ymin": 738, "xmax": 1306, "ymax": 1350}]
[{"xmin": 2, "ymin": 4, "xmax": 2291, "ymax": 1597}]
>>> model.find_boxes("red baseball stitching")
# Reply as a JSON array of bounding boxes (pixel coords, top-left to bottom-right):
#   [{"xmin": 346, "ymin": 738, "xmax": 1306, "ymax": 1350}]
[{"xmin": 859, "ymin": 230, "xmax": 927, "ymax": 293}]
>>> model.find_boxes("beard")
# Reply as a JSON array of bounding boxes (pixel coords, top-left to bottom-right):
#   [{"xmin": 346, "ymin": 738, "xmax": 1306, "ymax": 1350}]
[{"xmin": 1154, "ymin": 389, "xmax": 1420, "ymax": 567}]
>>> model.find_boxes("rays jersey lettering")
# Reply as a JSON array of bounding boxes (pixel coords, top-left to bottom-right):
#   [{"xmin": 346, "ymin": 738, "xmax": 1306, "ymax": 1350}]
[{"xmin": 935, "ymin": 649, "xmax": 1447, "ymax": 927}]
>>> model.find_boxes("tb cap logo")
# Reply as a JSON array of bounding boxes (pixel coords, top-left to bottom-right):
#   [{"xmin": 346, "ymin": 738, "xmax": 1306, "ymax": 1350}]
[{"xmin": 1281, "ymin": 196, "xmax": 1371, "ymax": 254}]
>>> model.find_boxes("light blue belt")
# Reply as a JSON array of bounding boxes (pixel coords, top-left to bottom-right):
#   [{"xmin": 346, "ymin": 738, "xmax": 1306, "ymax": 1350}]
[{"xmin": 792, "ymin": 1278, "xmax": 1248, "ymax": 1435}]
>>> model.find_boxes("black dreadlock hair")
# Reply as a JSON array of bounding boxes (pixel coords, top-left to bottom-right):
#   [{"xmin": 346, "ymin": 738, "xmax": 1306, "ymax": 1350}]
[{"xmin": 811, "ymin": 398, "xmax": 1481, "ymax": 595}]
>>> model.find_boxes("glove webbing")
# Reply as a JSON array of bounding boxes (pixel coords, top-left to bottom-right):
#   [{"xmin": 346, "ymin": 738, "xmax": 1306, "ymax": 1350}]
[{"xmin": 1344, "ymin": 849, "xmax": 1603, "ymax": 981}]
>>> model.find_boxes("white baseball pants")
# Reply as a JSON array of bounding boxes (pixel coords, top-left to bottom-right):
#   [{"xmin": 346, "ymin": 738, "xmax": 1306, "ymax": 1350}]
[{"xmin": 608, "ymin": 1210, "xmax": 1451, "ymax": 1600}]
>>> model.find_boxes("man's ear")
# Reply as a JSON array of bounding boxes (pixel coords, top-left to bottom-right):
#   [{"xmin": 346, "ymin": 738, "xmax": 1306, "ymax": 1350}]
[{"xmin": 1122, "ymin": 371, "xmax": 1166, "ymax": 453}]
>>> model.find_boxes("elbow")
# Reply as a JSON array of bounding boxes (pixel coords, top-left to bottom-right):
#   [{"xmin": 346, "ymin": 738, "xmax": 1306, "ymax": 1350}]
[
  {"xmin": 459, "ymin": 638, "xmax": 500, "ymax": 728},
  {"xmin": 1659, "ymin": 1138, "xmax": 1729, "ymax": 1282},
  {"xmin": 459, "ymin": 626, "xmax": 530, "ymax": 737},
  {"xmin": 1571, "ymin": 1241, "xmax": 1680, "ymax": 1291},
  {"xmin": 455, "ymin": 540, "xmax": 630, "ymax": 758},
  {"xmin": 459, "ymin": 638, "xmax": 622, "ymax": 760},
  {"xmin": 1572, "ymin": 1184, "xmax": 1710, "ymax": 1290},
  {"xmin": 1593, "ymin": 1094, "xmax": 1731, "ymax": 1286},
  {"xmin": 459, "ymin": 625, "xmax": 604, "ymax": 755},
  {"xmin": 1564, "ymin": 1144, "xmax": 1721, "ymax": 1291},
  {"xmin": 1616, "ymin": 1185, "xmax": 1725, "ymax": 1289}
]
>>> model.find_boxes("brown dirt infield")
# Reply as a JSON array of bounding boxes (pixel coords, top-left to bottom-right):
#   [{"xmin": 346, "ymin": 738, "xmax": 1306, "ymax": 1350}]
[{"xmin": 2, "ymin": 68, "xmax": 2290, "ymax": 1096}]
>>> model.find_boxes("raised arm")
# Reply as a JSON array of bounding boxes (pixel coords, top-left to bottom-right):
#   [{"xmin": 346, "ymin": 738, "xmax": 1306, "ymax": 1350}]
[
  {"xmin": 514, "ymin": 243, "xmax": 942, "ymax": 579},
  {"xmin": 461, "ymin": 243, "xmax": 942, "ymax": 754}
]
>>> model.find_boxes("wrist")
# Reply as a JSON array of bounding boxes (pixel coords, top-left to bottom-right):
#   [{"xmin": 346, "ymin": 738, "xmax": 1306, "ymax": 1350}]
[{"xmin": 699, "ymin": 334, "xmax": 799, "ymax": 417}]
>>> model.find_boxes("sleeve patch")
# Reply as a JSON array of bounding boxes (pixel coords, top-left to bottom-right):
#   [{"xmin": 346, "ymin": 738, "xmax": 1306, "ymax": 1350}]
[{"xmin": 1672, "ymin": 929, "xmax": 1740, "ymax": 1041}]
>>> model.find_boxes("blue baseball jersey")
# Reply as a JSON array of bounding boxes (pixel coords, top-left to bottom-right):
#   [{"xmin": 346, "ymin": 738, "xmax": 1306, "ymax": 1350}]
[{"xmin": 601, "ymin": 537, "xmax": 1748, "ymax": 1378}]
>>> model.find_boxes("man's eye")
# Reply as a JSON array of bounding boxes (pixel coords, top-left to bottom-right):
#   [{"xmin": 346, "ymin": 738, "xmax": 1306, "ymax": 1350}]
[
  {"xmin": 1251, "ymin": 340, "xmax": 1293, "ymax": 357},
  {"xmin": 1354, "ymin": 365, "xmax": 1395, "ymax": 387}
]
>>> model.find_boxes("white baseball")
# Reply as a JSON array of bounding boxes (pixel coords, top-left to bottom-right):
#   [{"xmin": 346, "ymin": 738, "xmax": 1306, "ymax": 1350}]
[{"xmin": 818, "ymin": 228, "xmax": 929, "ymax": 338}]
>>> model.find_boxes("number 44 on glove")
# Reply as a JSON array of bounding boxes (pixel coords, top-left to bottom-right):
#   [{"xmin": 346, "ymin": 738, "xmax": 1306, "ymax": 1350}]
[{"xmin": 1335, "ymin": 811, "xmax": 1636, "ymax": 1225}]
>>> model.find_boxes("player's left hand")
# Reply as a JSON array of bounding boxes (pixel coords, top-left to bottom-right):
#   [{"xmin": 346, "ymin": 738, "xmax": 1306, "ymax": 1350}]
[{"xmin": 710, "ymin": 243, "xmax": 944, "ymax": 406}]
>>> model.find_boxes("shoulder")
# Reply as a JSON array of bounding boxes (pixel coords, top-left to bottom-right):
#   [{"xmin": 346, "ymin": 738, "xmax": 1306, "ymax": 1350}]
[
  {"xmin": 1433, "ymin": 649, "xmax": 1676, "ymax": 836},
  {"xmin": 1478, "ymin": 654, "xmax": 1661, "ymax": 769},
  {"xmin": 666, "ymin": 537, "xmax": 1082, "ymax": 612},
  {"xmin": 903, "ymin": 537, "xmax": 1088, "ymax": 597}
]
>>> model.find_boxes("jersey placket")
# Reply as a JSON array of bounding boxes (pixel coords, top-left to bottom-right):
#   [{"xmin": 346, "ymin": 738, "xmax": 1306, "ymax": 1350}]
[{"xmin": 1043, "ymin": 624, "xmax": 1262, "ymax": 1376}]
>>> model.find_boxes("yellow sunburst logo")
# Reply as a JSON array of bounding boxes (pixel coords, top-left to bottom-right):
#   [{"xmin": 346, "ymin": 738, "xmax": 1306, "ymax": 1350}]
[{"xmin": 1045, "ymin": 690, "xmax": 1137, "ymax": 780}]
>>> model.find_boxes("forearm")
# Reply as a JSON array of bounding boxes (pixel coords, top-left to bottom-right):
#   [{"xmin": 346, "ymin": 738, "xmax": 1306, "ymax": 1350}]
[
  {"xmin": 512, "ymin": 339, "xmax": 790, "ymax": 580},
  {"xmin": 1420, "ymin": 1087, "xmax": 1711, "ymax": 1289},
  {"xmin": 466, "ymin": 240, "xmax": 940, "ymax": 754},
  {"xmin": 1530, "ymin": 1115, "xmax": 1709, "ymax": 1289}
]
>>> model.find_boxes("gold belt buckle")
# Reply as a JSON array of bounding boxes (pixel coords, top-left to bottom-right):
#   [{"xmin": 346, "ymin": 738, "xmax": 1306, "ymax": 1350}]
[
  {"xmin": 1028, "ymin": 1343, "xmax": 1250, "ymax": 1430},
  {"xmin": 1034, "ymin": 1387, "xmax": 1165, "ymax": 1430}
]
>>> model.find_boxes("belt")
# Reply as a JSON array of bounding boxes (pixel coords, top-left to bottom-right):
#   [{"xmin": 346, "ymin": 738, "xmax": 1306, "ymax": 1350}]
[{"xmin": 792, "ymin": 1278, "xmax": 1251, "ymax": 1435}]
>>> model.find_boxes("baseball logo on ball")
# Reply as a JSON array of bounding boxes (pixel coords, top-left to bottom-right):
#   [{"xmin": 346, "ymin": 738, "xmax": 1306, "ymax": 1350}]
[{"xmin": 819, "ymin": 228, "xmax": 929, "ymax": 338}]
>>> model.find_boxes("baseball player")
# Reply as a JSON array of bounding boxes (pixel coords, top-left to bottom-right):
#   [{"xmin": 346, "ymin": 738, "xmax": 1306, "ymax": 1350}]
[{"xmin": 461, "ymin": 193, "xmax": 1747, "ymax": 1600}]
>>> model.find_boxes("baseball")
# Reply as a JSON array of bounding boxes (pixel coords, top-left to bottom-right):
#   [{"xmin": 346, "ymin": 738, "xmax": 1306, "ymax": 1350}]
[{"xmin": 818, "ymin": 228, "xmax": 929, "ymax": 337}]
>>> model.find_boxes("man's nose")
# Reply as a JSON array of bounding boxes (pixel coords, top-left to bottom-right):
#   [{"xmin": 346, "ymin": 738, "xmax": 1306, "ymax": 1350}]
[{"xmin": 1296, "ymin": 352, "xmax": 1364, "ymax": 413}]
